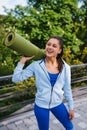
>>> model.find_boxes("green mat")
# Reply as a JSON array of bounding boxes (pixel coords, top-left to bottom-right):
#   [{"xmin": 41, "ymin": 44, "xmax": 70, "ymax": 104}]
[{"xmin": 4, "ymin": 31, "xmax": 45, "ymax": 60}]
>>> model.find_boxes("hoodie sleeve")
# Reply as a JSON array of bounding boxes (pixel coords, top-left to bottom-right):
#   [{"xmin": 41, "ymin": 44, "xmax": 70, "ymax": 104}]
[
  {"xmin": 12, "ymin": 62, "xmax": 35, "ymax": 83},
  {"xmin": 63, "ymin": 63, "xmax": 74, "ymax": 110}
]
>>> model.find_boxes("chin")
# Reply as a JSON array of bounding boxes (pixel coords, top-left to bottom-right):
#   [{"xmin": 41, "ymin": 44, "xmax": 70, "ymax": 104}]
[{"xmin": 46, "ymin": 54, "xmax": 53, "ymax": 58}]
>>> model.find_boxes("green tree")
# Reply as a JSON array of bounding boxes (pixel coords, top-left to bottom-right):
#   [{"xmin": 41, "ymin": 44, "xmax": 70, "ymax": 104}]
[
  {"xmin": 76, "ymin": 0, "xmax": 87, "ymax": 63},
  {"xmin": 0, "ymin": 0, "xmax": 87, "ymax": 76},
  {"xmin": 0, "ymin": 15, "xmax": 20, "ymax": 75}
]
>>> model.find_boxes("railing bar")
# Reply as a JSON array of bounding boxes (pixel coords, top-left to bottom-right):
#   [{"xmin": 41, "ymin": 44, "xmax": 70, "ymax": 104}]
[
  {"xmin": 0, "ymin": 75, "xmax": 12, "ymax": 81},
  {"xmin": 0, "ymin": 63, "xmax": 87, "ymax": 81},
  {"xmin": 0, "ymin": 88, "xmax": 35, "ymax": 98},
  {"xmin": 0, "ymin": 98, "xmax": 34, "ymax": 111},
  {"xmin": 71, "ymin": 63, "xmax": 87, "ymax": 68}
]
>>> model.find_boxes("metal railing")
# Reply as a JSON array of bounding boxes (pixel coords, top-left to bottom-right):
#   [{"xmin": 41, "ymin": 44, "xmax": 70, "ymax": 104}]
[
  {"xmin": 0, "ymin": 63, "xmax": 87, "ymax": 119},
  {"xmin": 71, "ymin": 63, "xmax": 87, "ymax": 84},
  {"xmin": 0, "ymin": 75, "xmax": 12, "ymax": 81},
  {"xmin": 0, "ymin": 63, "xmax": 87, "ymax": 84}
]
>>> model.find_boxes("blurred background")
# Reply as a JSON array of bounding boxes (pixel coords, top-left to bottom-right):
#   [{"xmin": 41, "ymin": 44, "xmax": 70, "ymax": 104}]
[{"xmin": 0, "ymin": 0, "xmax": 87, "ymax": 120}]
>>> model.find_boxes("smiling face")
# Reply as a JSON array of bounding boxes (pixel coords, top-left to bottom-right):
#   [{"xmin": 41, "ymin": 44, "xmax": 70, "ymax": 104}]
[{"xmin": 45, "ymin": 38, "xmax": 62, "ymax": 58}]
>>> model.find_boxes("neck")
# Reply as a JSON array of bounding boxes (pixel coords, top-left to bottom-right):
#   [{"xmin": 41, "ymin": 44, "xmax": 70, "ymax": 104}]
[{"xmin": 45, "ymin": 57, "xmax": 57, "ymax": 65}]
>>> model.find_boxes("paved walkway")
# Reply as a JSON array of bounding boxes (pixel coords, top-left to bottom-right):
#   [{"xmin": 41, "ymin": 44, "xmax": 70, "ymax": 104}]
[{"xmin": 0, "ymin": 87, "xmax": 87, "ymax": 130}]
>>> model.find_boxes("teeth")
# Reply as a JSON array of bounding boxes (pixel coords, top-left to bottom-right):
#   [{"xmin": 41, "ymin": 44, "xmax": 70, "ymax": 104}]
[{"xmin": 48, "ymin": 50, "xmax": 53, "ymax": 53}]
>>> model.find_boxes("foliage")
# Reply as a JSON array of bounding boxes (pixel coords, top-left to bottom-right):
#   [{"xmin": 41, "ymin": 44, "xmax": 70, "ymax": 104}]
[
  {"xmin": 0, "ymin": 1, "xmax": 87, "ymax": 119},
  {"xmin": 0, "ymin": 0, "xmax": 87, "ymax": 76},
  {"xmin": 0, "ymin": 77, "xmax": 36, "ymax": 119}
]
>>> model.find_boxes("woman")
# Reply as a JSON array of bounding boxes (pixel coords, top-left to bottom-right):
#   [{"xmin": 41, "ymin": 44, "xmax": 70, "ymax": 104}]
[{"xmin": 12, "ymin": 36, "xmax": 75, "ymax": 130}]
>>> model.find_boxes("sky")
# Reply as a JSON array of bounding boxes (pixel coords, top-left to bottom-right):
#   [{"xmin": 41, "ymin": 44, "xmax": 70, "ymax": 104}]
[
  {"xmin": 0, "ymin": 0, "xmax": 83, "ymax": 15},
  {"xmin": 0, "ymin": 0, "xmax": 28, "ymax": 15}
]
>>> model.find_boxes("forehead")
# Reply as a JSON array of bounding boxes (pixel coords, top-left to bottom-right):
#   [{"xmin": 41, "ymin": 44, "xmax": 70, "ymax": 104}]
[{"xmin": 47, "ymin": 38, "xmax": 59, "ymax": 44}]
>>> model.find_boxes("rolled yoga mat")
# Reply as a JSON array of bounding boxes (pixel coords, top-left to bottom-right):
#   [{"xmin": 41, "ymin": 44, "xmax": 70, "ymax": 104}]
[{"xmin": 4, "ymin": 31, "xmax": 45, "ymax": 60}]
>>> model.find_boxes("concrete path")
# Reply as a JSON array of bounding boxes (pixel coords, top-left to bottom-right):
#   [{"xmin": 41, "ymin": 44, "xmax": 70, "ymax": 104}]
[{"xmin": 0, "ymin": 86, "xmax": 87, "ymax": 130}]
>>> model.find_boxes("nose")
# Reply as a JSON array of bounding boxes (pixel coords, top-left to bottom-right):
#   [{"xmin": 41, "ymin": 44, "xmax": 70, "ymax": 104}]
[{"xmin": 48, "ymin": 45, "xmax": 53, "ymax": 49}]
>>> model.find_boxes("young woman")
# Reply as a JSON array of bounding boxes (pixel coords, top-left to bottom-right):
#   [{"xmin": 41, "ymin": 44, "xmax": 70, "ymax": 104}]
[{"xmin": 12, "ymin": 36, "xmax": 75, "ymax": 130}]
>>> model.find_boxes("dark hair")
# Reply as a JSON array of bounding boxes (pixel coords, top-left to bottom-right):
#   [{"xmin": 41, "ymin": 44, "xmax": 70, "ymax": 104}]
[{"xmin": 48, "ymin": 36, "xmax": 63, "ymax": 73}]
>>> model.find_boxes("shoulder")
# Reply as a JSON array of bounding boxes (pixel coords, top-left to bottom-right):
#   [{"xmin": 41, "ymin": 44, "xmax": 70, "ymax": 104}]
[
  {"xmin": 32, "ymin": 59, "xmax": 44, "ymax": 64},
  {"xmin": 62, "ymin": 60, "xmax": 70, "ymax": 71},
  {"xmin": 30, "ymin": 59, "xmax": 44, "ymax": 66},
  {"xmin": 63, "ymin": 60, "xmax": 70, "ymax": 67},
  {"xmin": 62, "ymin": 60, "xmax": 71, "ymax": 78}
]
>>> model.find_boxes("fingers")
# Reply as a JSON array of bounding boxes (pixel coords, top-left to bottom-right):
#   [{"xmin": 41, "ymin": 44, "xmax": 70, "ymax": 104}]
[
  {"xmin": 20, "ymin": 55, "xmax": 35, "ymax": 64},
  {"xmin": 29, "ymin": 55, "xmax": 35, "ymax": 60},
  {"xmin": 22, "ymin": 55, "xmax": 35, "ymax": 60},
  {"xmin": 69, "ymin": 110, "xmax": 74, "ymax": 120},
  {"xmin": 69, "ymin": 114, "xmax": 73, "ymax": 120}
]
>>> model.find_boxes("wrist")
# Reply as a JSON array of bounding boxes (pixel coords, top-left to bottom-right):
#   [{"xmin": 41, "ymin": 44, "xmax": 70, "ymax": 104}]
[{"xmin": 20, "ymin": 58, "xmax": 26, "ymax": 64}]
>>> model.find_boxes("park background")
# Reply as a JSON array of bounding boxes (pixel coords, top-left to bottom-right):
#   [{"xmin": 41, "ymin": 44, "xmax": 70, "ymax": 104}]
[{"xmin": 0, "ymin": 0, "xmax": 87, "ymax": 119}]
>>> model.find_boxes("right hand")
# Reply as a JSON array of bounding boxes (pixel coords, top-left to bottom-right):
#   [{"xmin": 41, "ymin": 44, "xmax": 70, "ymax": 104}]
[{"xmin": 20, "ymin": 55, "xmax": 35, "ymax": 64}]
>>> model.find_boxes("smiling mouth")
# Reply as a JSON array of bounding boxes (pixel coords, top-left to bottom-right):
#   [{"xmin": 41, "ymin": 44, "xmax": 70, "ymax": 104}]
[
  {"xmin": 47, "ymin": 52, "xmax": 53, "ymax": 55},
  {"xmin": 47, "ymin": 50, "xmax": 54, "ymax": 53}
]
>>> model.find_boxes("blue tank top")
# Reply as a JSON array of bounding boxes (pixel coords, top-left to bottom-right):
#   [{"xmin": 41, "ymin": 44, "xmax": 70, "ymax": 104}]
[{"xmin": 48, "ymin": 72, "xmax": 59, "ymax": 87}]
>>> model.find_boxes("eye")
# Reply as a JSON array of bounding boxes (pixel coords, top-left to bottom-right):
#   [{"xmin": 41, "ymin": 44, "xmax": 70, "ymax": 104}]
[
  {"xmin": 53, "ymin": 44, "xmax": 57, "ymax": 48},
  {"xmin": 46, "ymin": 42, "xmax": 51, "ymax": 46}
]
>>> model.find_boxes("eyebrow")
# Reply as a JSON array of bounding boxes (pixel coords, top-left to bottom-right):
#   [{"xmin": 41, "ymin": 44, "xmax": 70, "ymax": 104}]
[{"xmin": 47, "ymin": 42, "xmax": 58, "ymax": 46}]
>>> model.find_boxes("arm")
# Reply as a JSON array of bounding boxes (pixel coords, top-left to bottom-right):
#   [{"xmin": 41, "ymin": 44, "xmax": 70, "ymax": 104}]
[
  {"xmin": 63, "ymin": 64, "xmax": 74, "ymax": 120},
  {"xmin": 12, "ymin": 56, "xmax": 35, "ymax": 82}
]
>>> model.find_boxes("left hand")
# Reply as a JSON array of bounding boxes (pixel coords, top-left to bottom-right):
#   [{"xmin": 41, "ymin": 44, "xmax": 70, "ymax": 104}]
[{"xmin": 69, "ymin": 110, "xmax": 74, "ymax": 120}]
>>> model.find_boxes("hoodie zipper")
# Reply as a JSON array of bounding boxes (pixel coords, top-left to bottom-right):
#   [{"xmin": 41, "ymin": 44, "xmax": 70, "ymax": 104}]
[
  {"xmin": 49, "ymin": 86, "xmax": 53, "ymax": 108},
  {"xmin": 48, "ymin": 73, "xmax": 61, "ymax": 108},
  {"xmin": 39, "ymin": 61, "xmax": 61, "ymax": 108}
]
